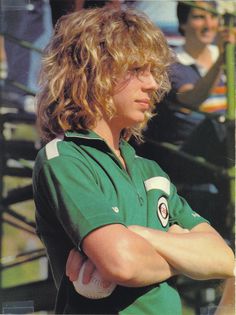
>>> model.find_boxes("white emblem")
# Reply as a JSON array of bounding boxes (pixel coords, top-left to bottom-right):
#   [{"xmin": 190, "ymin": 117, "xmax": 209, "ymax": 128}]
[
  {"xmin": 157, "ymin": 196, "xmax": 169, "ymax": 227},
  {"xmin": 112, "ymin": 207, "xmax": 119, "ymax": 213},
  {"xmin": 144, "ymin": 177, "xmax": 170, "ymax": 195},
  {"xmin": 192, "ymin": 212, "xmax": 200, "ymax": 218}
]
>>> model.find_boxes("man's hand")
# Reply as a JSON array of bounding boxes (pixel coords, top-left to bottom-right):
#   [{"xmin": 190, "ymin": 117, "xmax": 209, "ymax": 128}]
[
  {"xmin": 216, "ymin": 26, "xmax": 236, "ymax": 53},
  {"xmin": 168, "ymin": 224, "xmax": 190, "ymax": 234},
  {"xmin": 66, "ymin": 248, "xmax": 112, "ymax": 287},
  {"xmin": 66, "ymin": 248, "xmax": 85, "ymax": 282},
  {"xmin": 66, "ymin": 248, "xmax": 95, "ymax": 284}
]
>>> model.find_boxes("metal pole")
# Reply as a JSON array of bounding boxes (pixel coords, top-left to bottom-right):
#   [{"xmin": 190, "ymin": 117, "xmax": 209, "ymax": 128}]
[
  {"xmin": 224, "ymin": 12, "xmax": 236, "ymax": 239},
  {"xmin": 225, "ymin": 13, "xmax": 236, "ymax": 121},
  {"xmin": 0, "ymin": 107, "xmax": 5, "ymax": 306}
]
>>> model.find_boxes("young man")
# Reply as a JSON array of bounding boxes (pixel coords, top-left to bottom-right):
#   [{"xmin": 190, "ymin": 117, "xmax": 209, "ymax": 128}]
[
  {"xmin": 33, "ymin": 7, "xmax": 234, "ymax": 314},
  {"xmin": 149, "ymin": 0, "xmax": 235, "ymax": 156}
]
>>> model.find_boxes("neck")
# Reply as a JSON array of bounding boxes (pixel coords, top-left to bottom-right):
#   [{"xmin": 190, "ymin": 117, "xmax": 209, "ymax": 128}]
[
  {"xmin": 93, "ymin": 118, "xmax": 127, "ymax": 169},
  {"xmin": 184, "ymin": 41, "xmax": 213, "ymax": 69},
  {"xmin": 92, "ymin": 118, "xmax": 122, "ymax": 151},
  {"xmin": 184, "ymin": 40, "xmax": 208, "ymax": 58}
]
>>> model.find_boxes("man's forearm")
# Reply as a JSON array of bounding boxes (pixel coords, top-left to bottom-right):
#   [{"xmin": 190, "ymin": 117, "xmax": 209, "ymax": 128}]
[
  {"xmin": 83, "ymin": 225, "xmax": 177, "ymax": 287},
  {"xmin": 151, "ymin": 230, "xmax": 234, "ymax": 280},
  {"xmin": 115, "ymin": 249, "xmax": 177, "ymax": 287},
  {"xmin": 66, "ymin": 244, "xmax": 177, "ymax": 289},
  {"xmin": 214, "ymin": 277, "xmax": 235, "ymax": 315},
  {"xmin": 177, "ymin": 54, "xmax": 223, "ymax": 108},
  {"xmin": 129, "ymin": 224, "xmax": 234, "ymax": 280}
]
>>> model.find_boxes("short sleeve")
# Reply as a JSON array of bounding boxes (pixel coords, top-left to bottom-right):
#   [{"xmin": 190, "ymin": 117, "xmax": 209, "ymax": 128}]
[
  {"xmin": 168, "ymin": 182, "xmax": 210, "ymax": 229},
  {"xmin": 169, "ymin": 63, "xmax": 200, "ymax": 93},
  {"xmin": 35, "ymin": 155, "xmax": 125, "ymax": 249}
]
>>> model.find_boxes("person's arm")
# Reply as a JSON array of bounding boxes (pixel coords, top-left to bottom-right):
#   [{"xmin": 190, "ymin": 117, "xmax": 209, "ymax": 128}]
[
  {"xmin": 80, "ymin": 223, "xmax": 177, "ymax": 287},
  {"xmin": 214, "ymin": 277, "xmax": 235, "ymax": 315},
  {"xmin": 176, "ymin": 54, "xmax": 223, "ymax": 108},
  {"xmin": 176, "ymin": 28, "xmax": 235, "ymax": 109},
  {"xmin": 129, "ymin": 223, "xmax": 234, "ymax": 280},
  {"xmin": 38, "ymin": 156, "xmax": 176, "ymax": 287}
]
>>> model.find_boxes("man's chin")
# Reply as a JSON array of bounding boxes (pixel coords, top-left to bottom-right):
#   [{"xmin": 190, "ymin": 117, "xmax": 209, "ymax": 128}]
[{"xmin": 200, "ymin": 35, "xmax": 215, "ymax": 44}]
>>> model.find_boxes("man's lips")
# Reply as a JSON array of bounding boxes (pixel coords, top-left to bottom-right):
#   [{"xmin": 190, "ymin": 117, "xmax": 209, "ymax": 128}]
[
  {"xmin": 201, "ymin": 29, "xmax": 216, "ymax": 36},
  {"xmin": 135, "ymin": 99, "xmax": 150, "ymax": 110}
]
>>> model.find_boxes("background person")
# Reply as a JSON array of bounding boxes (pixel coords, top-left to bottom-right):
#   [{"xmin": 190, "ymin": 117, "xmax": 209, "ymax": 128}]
[
  {"xmin": 145, "ymin": 0, "xmax": 235, "ymax": 160},
  {"xmin": 214, "ymin": 277, "xmax": 235, "ymax": 315},
  {"xmin": 2, "ymin": 0, "xmax": 53, "ymax": 96}
]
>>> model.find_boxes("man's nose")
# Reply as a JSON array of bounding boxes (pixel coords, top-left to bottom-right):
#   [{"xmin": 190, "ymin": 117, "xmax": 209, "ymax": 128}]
[
  {"xmin": 204, "ymin": 15, "xmax": 215, "ymax": 28},
  {"xmin": 143, "ymin": 72, "xmax": 158, "ymax": 91}
]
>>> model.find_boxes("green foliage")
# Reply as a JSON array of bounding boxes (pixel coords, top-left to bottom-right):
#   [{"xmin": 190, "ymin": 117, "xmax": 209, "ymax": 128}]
[{"xmin": 2, "ymin": 261, "xmax": 41, "ymax": 288}]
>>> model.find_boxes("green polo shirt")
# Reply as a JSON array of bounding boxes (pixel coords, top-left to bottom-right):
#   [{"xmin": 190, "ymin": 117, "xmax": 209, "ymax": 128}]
[{"xmin": 33, "ymin": 130, "xmax": 209, "ymax": 315}]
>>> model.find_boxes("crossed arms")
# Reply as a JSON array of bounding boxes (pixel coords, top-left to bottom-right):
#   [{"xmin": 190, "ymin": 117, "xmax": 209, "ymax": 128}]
[{"xmin": 66, "ymin": 222, "xmax": 234, "ymax": 287}]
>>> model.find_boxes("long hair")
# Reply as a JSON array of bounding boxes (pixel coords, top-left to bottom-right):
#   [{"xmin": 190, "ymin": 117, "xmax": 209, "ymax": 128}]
[{"xmin": 36, "ymin": 7, "xmax": 173, "ymax": 143}]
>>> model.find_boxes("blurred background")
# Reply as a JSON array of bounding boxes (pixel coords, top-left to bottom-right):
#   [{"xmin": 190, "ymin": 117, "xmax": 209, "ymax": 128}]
[{"xmin": 0, "ymin": 0, "xmax": 235, "ymax": 314}]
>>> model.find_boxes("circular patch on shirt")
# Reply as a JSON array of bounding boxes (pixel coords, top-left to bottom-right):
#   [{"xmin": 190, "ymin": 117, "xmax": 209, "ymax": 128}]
[{"xmin": 157, "ymin": 196, "xmax": 169, "ymax": 227}]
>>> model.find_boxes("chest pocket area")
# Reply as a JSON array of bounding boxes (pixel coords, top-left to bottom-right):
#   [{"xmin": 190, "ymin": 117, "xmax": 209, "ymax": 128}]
[{"xmin": 144, "ymin": 176, "xmax": 170, "ymax": 230}]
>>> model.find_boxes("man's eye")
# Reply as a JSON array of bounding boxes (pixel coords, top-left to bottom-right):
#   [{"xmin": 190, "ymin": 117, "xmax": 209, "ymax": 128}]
[
  {"xmin": 211, "ymin": 13, "xmax": 218, "ymax": 19},
  {"xmin": 192, "ymin": 14, "xmax": 205, "ymax": 20},
  {"xmin": 131, "ymin": 67, "xmax": 142, "ymax": 73}
]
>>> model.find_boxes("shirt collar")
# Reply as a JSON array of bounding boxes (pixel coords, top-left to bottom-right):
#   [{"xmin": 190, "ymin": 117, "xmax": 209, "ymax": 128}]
[
  {"xmin": 64, "ymin": 129, "xmax": 102, "ymax": 141},
  {"xmin": 175, "ymin": 44, "xmax": 219, "ymax": 66},
  {"xmin": 64, "ymin": 129, "xmax": 136, "ymax": 166}
]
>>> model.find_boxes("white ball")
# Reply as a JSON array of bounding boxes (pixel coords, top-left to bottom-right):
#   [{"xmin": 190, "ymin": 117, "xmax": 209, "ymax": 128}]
[{"xmin": 73, "ymin": 261, "xmax": 116, "ymax": 299}]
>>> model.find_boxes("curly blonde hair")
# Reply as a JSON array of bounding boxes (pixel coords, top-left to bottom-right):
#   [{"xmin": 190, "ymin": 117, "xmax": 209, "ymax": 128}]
[{"xmin": 36, "ymin": 7, "xmax": 173, "ymax": 142}]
